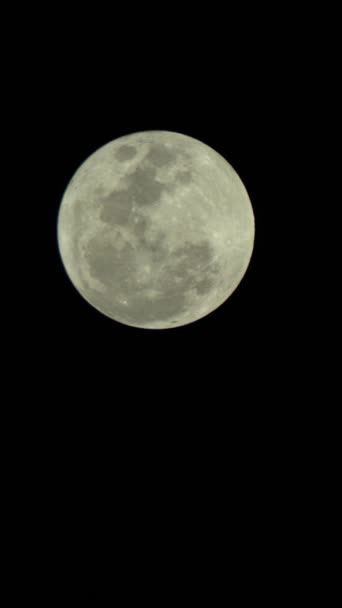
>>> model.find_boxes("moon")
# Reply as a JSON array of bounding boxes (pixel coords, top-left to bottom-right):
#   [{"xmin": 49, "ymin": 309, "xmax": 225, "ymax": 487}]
[{"xmin": 57, "ymin": 131, "xmax": 255, "ymax": 329}]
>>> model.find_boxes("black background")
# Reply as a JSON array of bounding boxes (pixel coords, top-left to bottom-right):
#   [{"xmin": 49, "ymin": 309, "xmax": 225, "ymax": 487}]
[
  {"xmin": 45, "ymin": 71, "xmax": 276, "ymax": 405},
  {"xmin": 25, "ymin": 7, "xmax": 300, "ymax": 481},
  {"xmin": 11, "ymin": 6, "xmax": 316, "ymax": 599},
  {"xmin": 37, "ymin": 15, "xmax": 289, "ymax": 391}
]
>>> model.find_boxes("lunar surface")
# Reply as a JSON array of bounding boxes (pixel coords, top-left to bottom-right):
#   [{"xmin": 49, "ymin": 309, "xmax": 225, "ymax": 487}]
[{"xmin": 57, "ymin": 131, "xmax": 255, "ymax": 329}]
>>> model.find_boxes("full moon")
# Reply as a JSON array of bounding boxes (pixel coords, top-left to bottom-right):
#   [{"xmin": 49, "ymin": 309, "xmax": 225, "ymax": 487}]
[{"xmin": 57, "ymin": 131, "xmax": 255, "ymax": 329}]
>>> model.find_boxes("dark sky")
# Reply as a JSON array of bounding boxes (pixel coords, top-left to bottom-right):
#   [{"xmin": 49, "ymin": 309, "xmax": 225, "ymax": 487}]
[
  {"xmin": 12, "ymin": 0, "xmax": 309, "ymax": 409},
  {"xmin": 25, "ymin": 8, "xmax": 298, "ymax": 419},
  {"xmin": 7, "ymin": 6, "xmax": 318, "ymax": 600}
]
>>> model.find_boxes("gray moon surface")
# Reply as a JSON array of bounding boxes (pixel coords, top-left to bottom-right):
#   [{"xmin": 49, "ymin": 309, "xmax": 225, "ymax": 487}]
[{"xmin": 57, "ymin": 131, "xmax": 255, "ymax": 329}]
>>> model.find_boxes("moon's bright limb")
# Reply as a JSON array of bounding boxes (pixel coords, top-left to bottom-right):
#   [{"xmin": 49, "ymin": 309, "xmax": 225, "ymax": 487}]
[{"xmin": 57, "ymin": 131, "xmax": 255, "ymax": 329}]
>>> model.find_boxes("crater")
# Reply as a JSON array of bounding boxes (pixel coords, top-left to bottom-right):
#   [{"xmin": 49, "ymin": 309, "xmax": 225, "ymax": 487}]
[
  {"xmin": 132, "ymin": 214, "xmax": 149, "ymax": 239},
  {"xmin": 177, "ymin": 170, "xmax": 192, "ymax": 185},
  {"xmin": 80, "ymin": 234, "xmax": 220, "ymax": 327},
  {"xmin": 174, "ymin": 241, "xmax": 213, "ymax": 271},
  {"xmin": 129, "ymin": 166, "xmax": 165, "ymax": 206},
  {"xmin": 138, "ymin": 230, "xmax": 168, "ymax": 261},
  {"xmin": 84, "ymin": 234, "xmax": 135, "ymax": 290},
  {"xmin": 99, "ymin": 162, "xmax": 167, "ymax": 223},
  {"xmin": 145, "ymin": 144, "xmax": 176, "ymax": 167},
  {"xmin": 115, "ymin": 145, "xmax": 137, "ymax": 162},
  {"xmin": 194, "ymin": 276, "xmax": 215, "ymax": 296},
  {"xmin": 160, "ymin": 240, "xmax": 214, "ymax": 291},
  {"xmin": 72, "ymin": 198, "xmax": 84, "ymax": 227},
  {"xmin": 127, "ymin": 290, "xmax": 187, "ymax": 324},
  {"xmin": 85, "ymin": 288, "xmax": 187, "ymax": 328},
  {"xmin": 99, "ymin": 190, "xmax": 133, "ymax": 225},
  {"xmin": 82, "ymin": 287, "xmax": 131, "ymax": 322}
]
